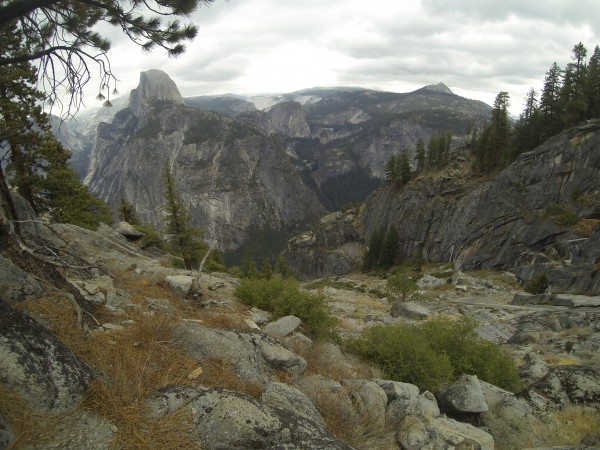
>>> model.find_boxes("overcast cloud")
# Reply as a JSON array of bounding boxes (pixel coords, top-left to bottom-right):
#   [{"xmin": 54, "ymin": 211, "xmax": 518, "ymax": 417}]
[{"xmin": 82, "ymin": 0, "xmax": 599, "ymax": 116}]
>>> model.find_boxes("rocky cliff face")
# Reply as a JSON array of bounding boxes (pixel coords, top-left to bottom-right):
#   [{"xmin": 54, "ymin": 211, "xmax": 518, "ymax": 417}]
[
  {"xmin": 288, "ymin": 121, "xmax": 600, "ymax": 293},
  {"xmin": 85, "ymin": 70, "xmax": 324, "ymax": 255}
]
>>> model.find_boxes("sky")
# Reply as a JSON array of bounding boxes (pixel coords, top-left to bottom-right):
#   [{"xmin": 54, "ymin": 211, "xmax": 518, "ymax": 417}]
[{"xmin": 79, "ymin": 0, "xmax": 600, "ymax": 117}]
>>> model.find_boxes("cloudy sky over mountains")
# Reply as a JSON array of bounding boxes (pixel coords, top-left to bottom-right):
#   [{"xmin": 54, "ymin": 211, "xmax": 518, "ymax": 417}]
[{"xmin": 93, "ymin": 0, "xmax": 599, "ymax": 115}]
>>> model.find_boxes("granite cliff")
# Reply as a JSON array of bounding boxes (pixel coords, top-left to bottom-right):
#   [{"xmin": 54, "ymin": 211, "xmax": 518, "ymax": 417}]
[
  {"xmin": 287, "ymin": 121, "xmax": 600, "ymax": 295},
  {"xmin": 77, "ymin": 71, "xmax": 491, "ymax": 259},
  {"xmin": 85, "ymin": 70, "xmax": 324, "ymax": 256}
]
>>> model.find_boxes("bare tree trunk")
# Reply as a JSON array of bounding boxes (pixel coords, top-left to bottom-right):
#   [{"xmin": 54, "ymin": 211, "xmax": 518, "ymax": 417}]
[{"xmin": 189, "ymin": 245, "xmax": 216, "ymax": 300}]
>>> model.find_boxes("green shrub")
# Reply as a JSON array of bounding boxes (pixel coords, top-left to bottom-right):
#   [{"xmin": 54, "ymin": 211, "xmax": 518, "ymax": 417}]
[
  {"xmin": 524, "ymin": 272, "xmax": 548, "ymax": 294},
  {"xmin": 133, "ymin": 224, "xmax": 168, "ymax": 251},
  {"xmin": 545, "ymin": 204, "xmax": 579, "ymax": 226},
  {"xmin": 346, "ymin": 316, "xmax": 521, "ymax": 393},
  {"xmin": 235, "ymin": 276, "xmax": 338, "ymax": 338}
]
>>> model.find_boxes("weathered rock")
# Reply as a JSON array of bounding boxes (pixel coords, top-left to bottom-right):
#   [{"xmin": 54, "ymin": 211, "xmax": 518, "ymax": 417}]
[
  {"xmin": 0, "ymin": 254, "xmax": 43, "ymax": 303},
  {"xmin": 520, "ymin": 352, "xmax": 550, "ymax": 384},
  {"xmin": 512, "ymin": 292, "xmax": 600, "ymax": 308},
  {"xmin": 528, "ymin": 365, "xmax": 600, "ymax": 407},
  {"xmin": 479, "ymin": 380, "xmax": 531, "ymax": 421},
  {"xmin": 341, "ymin": 379, "xmax": 388, "ymax": 428},
  {"xmin": 357, "ymin": 122, "xmax": 600, "ymax": 295},
  {"xmin": 146, "ymin": 385, "xmax": 353, "ymax": 450},
  {"xmin": 264, "ymin": 315, "xmax": 302, "ymax": 339},
  {"xmin": 0, "ymin": 301, "xmax": 94, "ymax": 412},
  {"xmin": 396, "ymin": 415, "xmax": 428, "ymax": 450},
  {"xmin": 261, "ymin": 381, "xmax": 326, "ymax": 428},
  {"xmin": 437, "ymin": 375, "xmax": 488, "ymax": 415},
  {"xmin": 66, "ymin": 275, "xmax": 117, "ymax": 306},
  {"xmin": 250, "ymin": 307, "xmax": 272, "ymax": 325},
  {"xmin": 114, "ymin": 221, "xmax": 144, "ymax": 239},
  {"xmin": 34, "ymin": 409, "xmax": 116, "ymax": 450},
  {"xmin": 285, "ymin": 207, "xmax": 364, "ymax": 279},
  {"xmin": 391, "ymin": 301, "xmax": 430, "ymax": 320},
  {"xmin": 166, "ymin": 275, "xmax": 193, "ymax": 295},
  {"xmin": 426, "ymin": 416, "xmax": 494, "ymax": 450},
  {"xmin": 178, "ymin": 321, "xmax": 306, "ymax": 383}
]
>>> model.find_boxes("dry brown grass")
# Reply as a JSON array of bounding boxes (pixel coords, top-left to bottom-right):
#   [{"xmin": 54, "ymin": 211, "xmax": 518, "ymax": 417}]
[
  {"xmin": 198, "ymin": 358, "xmax": 263, "ymax": 398},
  {"xmin": 293, "ymin": 341, "xmax": 378, "ymax": 380},
  {"xmin": 112, "ymin": 268, "xmax": 180, "ymax": 305},
  {"xmin": 572, "ymin": 218, "xmax": 600, "ymax": 236},
  {"xmin": 525, "ymin": 406, "xmax": 600, "ymax": 448},
  {"xmin": 13, "ymin": 279, "xmax": 267, "ymax": 449},
  {"xmin": 309, "ymin": 384, "xmax": 388, "ymax": 450}
]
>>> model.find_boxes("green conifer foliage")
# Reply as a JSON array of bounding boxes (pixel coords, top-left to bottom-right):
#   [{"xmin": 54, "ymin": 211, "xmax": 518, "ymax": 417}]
[{"xmin": 162, "ymin": 163, "xmax": 205, "ymax": 269}]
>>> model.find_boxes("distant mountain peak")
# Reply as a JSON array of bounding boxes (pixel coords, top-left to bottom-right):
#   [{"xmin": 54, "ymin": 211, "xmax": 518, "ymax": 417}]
[
  {"xmin": 129, "ymin": 69, "xmax": 184, "ymax": 117},
  {"xmin": 421, "ymin": 82, "xmax": 454, "ymax": 95}
]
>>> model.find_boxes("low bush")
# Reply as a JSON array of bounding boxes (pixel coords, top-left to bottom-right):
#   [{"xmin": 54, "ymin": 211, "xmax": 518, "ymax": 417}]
[
  {"xmin": 524, "ymin": 272, "xmax": 548, "ymax": 294},
  {"xmin": 235, "ymin": 276, "xmax": 338, "ymax": 338},
  {"xmin": 346, "ymin": 316, "xmax": 521, "ymax": 393}
]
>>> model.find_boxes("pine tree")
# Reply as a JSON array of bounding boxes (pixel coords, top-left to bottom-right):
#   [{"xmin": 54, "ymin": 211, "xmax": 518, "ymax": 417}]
[
  {"xmin": 560, "ymin": 42, "xmax": 588, "ymax": 127},
  {"xmin": 512, "ymin": 88, "xmax": 541, "ymax": 157},
  {"xmin": 261, "ymin": 256, "xmax": 273, "ymax": 280},
  {"xmin": 385, "ymin": 155, "xmax": 400, "ymax": 182},
  {"xmin": 243, "ymin": 255, "xmax": 258, "ymax": 278},
  {"xmin": 118, "ymin": 198, "xmax": 140, "ymax": 225},
  {"xmin": 380, "ymin": 226, "xmax": 400, "ymax": 267},
  {"xmin": 475, "ymin": 92, "xmax": 511, "ymax": 171},
  {"xmin": 275, "ymin": 255, "xmax": 293, "ymax": 278},
  {"xmin": 0, "ymin": 0, "xmax": 217, "ymax": 112},
  {"xmin": 1, "ymin": 22, "xmax": 111, "ymax": 229},
  {"xmin": 539, "ymin": 62, "xmax": 563, "ymax": 138},
  {"xmin": 399, "ymin": 149, "xmax": 412, "ymax": 184},
  {"xmin": 162, "ymin": 163, "xmax": 205, "ymax": 270},
  {"xmin": 364, "ymin": 226, "xmax": 385, "ymax": 271},
  {"xmin": 586, "ymin": 45, "xmax": 600, "ymax": 119}
]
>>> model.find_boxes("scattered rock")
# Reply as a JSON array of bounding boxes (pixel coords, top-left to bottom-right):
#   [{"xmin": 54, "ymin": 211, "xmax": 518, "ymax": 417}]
[
  {"xmin": 178, "ymin": 322, "xmax": 306, "ymax": 383},
  {"xmin": 391, "ymin": 301, "xmax": 430, "ymax": 320},
  {"xmin": 114, "ymin": 221, "xmax": 144, "ymax": 239},
  {"xmin": 264, "ymin": 315, "xmax": 302, "ymax": 339},
  {"xmin": 250, "ymin": 307, "xmax": 272, "ymax": 325},
  {"xmin": 166, "ymin": 275, "xmax": 193, "ymax": 295},
  {"xmin": 146, "ymin": 385, "xmax": 353, "ymax": 450},
  {"xmin": 437, "ymin": 375, "xmax": 488, "ymax": 415},
  {"xmin": 261, "ymin": 381, "xmax": 326, "ymax": 428},
  {"xmin": 67, "ymin": 275, "xmax": 117, "ymax": 306}
]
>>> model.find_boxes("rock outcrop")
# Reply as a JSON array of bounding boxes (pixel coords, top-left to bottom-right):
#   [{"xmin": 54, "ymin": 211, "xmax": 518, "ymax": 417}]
[
  {"xmin": 146, "ymin": 385, "xmax": 353, "ymax": 450},
  {"xmin": 285, "ymin": 206, "xmax": 364, "ymax": 279},
  {"xmin": 288, "ymin": 121, "xmax": 600, "ymax": 291}
]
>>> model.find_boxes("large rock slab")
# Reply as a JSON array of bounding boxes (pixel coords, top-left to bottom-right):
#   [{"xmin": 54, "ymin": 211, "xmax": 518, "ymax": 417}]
[
  {"xmin": 437, "ymin": 375, "xmax": 488, "ymax": 415},
  {"xmin": 146, "ymin": 385, "xmax": 353, "ymax": 450},
  {"xmin": 391, "ymin": 301, "xmax": 430, "ymax": 320},
  {"xmin": 0, "ymin": 255, "xmax": 43, "ymax": 303},
  {"xmin": 527, "ymin": 365, "xmax": 600, "ymax": 407},
  {"xmin": 178, "ymin": 321, "xmax": 306, "ymax": 383},
  {"xmin": 261, "ymin": 381, "xmax": 326, "ymax": 428},
  {"xmin": 0, "ymin": 301, "xmax": 94, "ymax": 412},
  {"xmin": 263, "ymin": 315, "xmax": 302, "ymax": 339}
]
